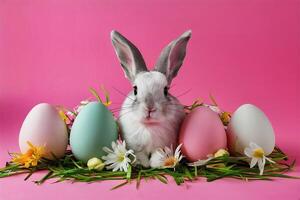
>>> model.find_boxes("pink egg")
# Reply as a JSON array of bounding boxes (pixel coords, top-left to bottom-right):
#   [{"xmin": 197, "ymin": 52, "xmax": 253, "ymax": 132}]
[
  {"xmin": 179, "ymin": 106, "xmax": 227, "ymax": 162},
  {"xmin": 19, "ymin": 103, "xmax": 68, "ymax": 159}
]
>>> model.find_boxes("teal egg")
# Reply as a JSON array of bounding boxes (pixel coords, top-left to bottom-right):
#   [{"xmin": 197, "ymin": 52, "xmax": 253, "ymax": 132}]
[{"xmin": 70, "ymin": 102, "xmax": 118, "ymax": 163}]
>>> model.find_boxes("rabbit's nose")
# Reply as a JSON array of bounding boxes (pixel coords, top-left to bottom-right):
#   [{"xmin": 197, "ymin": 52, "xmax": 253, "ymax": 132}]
[{"xmin": 145, "ymin": 106, "xmax": 157, "ymax": 118}]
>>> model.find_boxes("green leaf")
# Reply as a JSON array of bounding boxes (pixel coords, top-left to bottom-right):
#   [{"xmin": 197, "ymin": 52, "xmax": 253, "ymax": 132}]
[
  {"xmin": 155, "ymin": 174, "xmax": 168, "ymax": 184},
  {"xmin": 126, "ymin": 165, "xmax": 132, "ymax": 182},
  {"xmin": 136, "ymin": 170, "xmax": 142, "ymax": 189},
  {"xmin": 71, "ymin": 159, "xmax": 83, "ymax": 169},
  {"xmin": 111, "ymin": 181, "xmax": 128, "ymax": 190},
  {"xmin": 24, "ymin": 169, "xmax": 36, "ymax": 181},
  {"xmin": 35, "ymin": 171, "xmax": 53, "ymax": 185},
  {"xmin": 183, "ymin": 166, "xmax": 194, "ymax": 180},
  {"xmin": 173, "ymin": 176, "xmax": 184, "ymax": 185},
  {"xmin": 194, "ymin": 166, "xmax": 198, "ymax": 177}
]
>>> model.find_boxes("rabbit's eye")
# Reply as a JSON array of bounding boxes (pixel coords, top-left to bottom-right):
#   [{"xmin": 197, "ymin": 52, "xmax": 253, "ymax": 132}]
[
  {"xmin": 164, "ymin": 87, "xmax": 169, "ymax": 96},
  {"xmin": 133, "ymin": 86, "xmax": 138, "ymax": 95}
]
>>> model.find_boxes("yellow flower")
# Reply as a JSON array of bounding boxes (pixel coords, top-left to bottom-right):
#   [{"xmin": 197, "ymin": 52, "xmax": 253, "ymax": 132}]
[
  {"xmin": 103, "ymin": 101, "xmax": 112, "ymax": 107},
  {"xmin": 220, "ymin": 112, "xmax": 231, "ymax": 125},
  {"xmin": 87, "ymin": 157, "xmax": 105, "ymax": 171},
  {"xmin": 214, "ymin": 149, "xmax": 229, "ymax": 157},
  {"xmin": 11, "ymin": 141, "xmax": 44, "ymax": 168},
  {"xmin": 58, "ymin": 110, "xmax": 68, "ymax": 122},
  {"xmin": 100, "ymin": 85, "xmax": 112, "ymax": 107}
]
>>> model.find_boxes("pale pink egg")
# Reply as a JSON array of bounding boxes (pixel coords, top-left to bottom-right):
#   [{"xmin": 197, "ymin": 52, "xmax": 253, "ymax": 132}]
[
  {"xmin": 19, "ymin": 103, "xmax": 68, "ymax": 159},
  {"xmin": 179, "ymin": 106, "xmax": 227, "ymax": 162}
]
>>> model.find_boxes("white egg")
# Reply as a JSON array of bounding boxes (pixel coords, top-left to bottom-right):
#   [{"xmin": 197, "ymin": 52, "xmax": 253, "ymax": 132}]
[
  {"xmin": 19, "ymin": 103, "xmax": 68, "ymax": 159},
  {"xmin": 227, "ymin": 104, "xmax": 275, "ymax": 155}
]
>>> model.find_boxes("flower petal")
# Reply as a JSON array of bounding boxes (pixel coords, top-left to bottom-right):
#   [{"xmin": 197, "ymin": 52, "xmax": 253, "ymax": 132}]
[
  {"xmin": 114, "ymin": 141, "xmax": 119, "ymax": 149},
  {"xmin": 249, "ymin": 142, "xmax": 260, "ymax": 149},
  {"xmin": 103, "ymin": 147, "xmax": 113, "ymax": 154},
  {"xmin": 164, "ymin": 146, "xmax": 172, "ymax": 157},
  {"xmin": 265, "ymin": 156, "xmax": 275, "ymax": 164},
  {"xmin": 258, "ymin": 158, "xmax": 265, "ymax": 175},
  {"xmin": 244, "ymin": 147, "xmax": 252, "ymax": 157},
  {"xmin": 250, "ymin": 157, "xmax": 258, "ymax": 168}
]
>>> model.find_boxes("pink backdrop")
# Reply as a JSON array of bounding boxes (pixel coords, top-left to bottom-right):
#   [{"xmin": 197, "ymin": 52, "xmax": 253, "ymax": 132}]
[{"xmin": 0, "ymin": 0, "xmax": 299, "ymax": 199}]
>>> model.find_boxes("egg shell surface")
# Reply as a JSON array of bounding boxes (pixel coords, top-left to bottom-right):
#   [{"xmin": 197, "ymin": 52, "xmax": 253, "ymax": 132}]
[
  {"xmin": 19, "ymin": 103, "xmax": 68, "ymax": 159},
  {"xmin": 70, "ymin": 102, "xmax": 118, "ymax": 163},
  {"xmin": 179, "ymin": 106, "xmax": 227, "ymax": 162},
  {"xmin": 227, "ymin": 104, "xmax": 275, "ymax": 155}
]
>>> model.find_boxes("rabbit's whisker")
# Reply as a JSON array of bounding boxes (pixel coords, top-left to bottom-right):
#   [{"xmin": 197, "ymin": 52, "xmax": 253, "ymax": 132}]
[
  {"xmin": 110, "ymin": 107, "xmax": 131, "ymax": 111},
  {"xmin": 112, "ymin": 86, "xmax": 135, "ymax": 101},
  {"xmin": 110, "ymin": 105, "xmax": 133, "ymax": 111},
  {"xmin": 166, "ymin": 108, "xmax": 184, "ymax": 113},
  {"xmin": 162, "ymin": 102, "xmax": 184, "ymax": 107},
  {"xmin": 174, "ymin": 88, "xmax": 192, "ymax": 98},
  {"xmin": 111, "ymin": 108, "xmax": 132, "ymax": 114},
  {"xmin": 110, "ymin": 103, "xmax": 134, "ymax": 107},
  {"xmin": 110, "ymin": 106, "xmax": 133, "ymax": 111}
]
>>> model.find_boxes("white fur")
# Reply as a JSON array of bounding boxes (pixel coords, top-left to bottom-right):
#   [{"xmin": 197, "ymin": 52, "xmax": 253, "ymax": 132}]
[{"xmin": 119, "ymin": 71, "xmax": 185, "ymax": 167}]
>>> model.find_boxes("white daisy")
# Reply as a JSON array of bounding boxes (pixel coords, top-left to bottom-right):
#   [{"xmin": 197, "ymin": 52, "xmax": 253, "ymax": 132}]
[
  {"xmin": 150, "ymin": 144, "xmax": 183, "ymax": 168},
  {"xmin": 244, "ymin": 142, "xmax": 275, "ymax": 175},
  {"xmin": 102, "ymin": 140, "xmax": 136, "ymax": 172}
]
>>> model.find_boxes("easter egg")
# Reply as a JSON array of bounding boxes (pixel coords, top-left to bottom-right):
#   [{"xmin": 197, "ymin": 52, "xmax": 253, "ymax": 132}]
[
  {"xmin": 19, "ymin": 103, "xmax": 68, "ymax": 159},
  {"xmin": 227, "ymin": 104, "xmax": 275, "ymax": 155},
  {"xmin": 179, "ymin": 106, "xmax": 227, "ymax": 162},
  {"xmin": 70, "ymin": 102, "xmax": 118, "ymax": 163}
]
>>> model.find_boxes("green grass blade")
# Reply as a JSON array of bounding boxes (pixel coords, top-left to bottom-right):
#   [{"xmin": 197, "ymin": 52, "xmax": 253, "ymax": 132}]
[
  {"xmin": 111, "ymin": 180, "xmax": 128, "ymax": 190},
  {"xmin": 136, "ymin": 170, "xmax": 142, "ymax": 189},
  {"xmin": 155, "ymin": 174, "xmax": 168, "ymax": 184}
]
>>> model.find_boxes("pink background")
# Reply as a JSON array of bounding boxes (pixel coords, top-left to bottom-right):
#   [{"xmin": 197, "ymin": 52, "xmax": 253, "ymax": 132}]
[{"xmin": 0, "ymin": 0, "xmax": 299, "ymax": 199}]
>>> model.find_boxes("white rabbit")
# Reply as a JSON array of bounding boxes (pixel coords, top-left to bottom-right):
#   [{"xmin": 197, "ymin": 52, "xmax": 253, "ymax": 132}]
[{"xmin": 111, "ymin": 30, "xmax": 191, "ymax": 167}]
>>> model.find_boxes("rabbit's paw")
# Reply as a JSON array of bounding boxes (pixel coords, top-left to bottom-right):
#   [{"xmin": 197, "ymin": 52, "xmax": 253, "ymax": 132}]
[{"xmin": 135, "ymin": 152, "xmax": 150, "ymax": 168}]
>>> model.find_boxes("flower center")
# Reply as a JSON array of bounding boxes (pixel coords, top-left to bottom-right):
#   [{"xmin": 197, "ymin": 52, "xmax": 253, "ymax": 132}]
[
  {"xmin": 164, "ymin": 157, "xmax": 176, "ymax": 167},
  {"xmin": 252, "ymin": 148, "xmax": 265, "ymax": 158},
  {"xmin": 117, "ymin": 153, "xmax": 125, "ymax": 162}
]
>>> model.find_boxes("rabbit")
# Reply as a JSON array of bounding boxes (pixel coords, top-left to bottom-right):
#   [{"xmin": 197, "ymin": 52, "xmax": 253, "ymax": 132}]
[{"xmin": 111, "ymin": 30, "xmax": 191, "ymax": 167}]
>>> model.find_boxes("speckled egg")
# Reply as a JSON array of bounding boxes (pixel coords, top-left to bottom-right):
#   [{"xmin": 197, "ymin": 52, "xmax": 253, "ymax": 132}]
[
  {"xmin": 70, "ymin": 102, "xmax": 118, "ymax": 163},
  {"xmin": 179, "ymin": 106, "xmax": 227, "ymax": 162},
  {"xmin": 19, "ymin": 103, "xmax": 68, "ymax": 159}
]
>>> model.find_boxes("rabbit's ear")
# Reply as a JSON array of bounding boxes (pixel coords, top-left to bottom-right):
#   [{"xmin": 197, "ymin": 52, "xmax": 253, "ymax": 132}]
[
  {"xmin": 111, "ymin": 30, "xmax": 148, "ymax": 82},
  {"xmin": 155, "ymin": 30, "xmax": 191, "ymax": 84}
]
